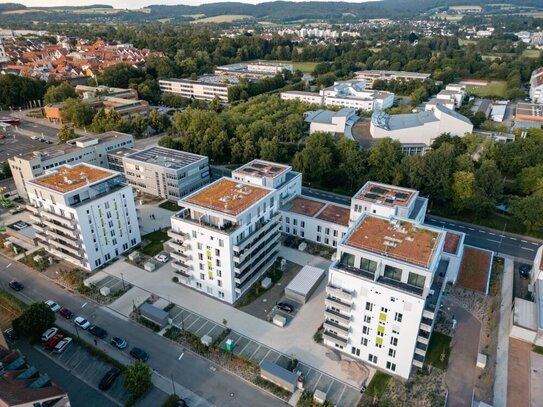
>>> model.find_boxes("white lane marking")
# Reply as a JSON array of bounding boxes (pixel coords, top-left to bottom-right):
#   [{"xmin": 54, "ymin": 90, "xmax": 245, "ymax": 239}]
[
  {"xmin": 489, "ymin": 232, "xmax": 496, "ymax": 236},
  {"xmin": 81, "ymin": 302, "xmax": 87, "ymax": 308},
  {"xmin": 6, "ymin": 263, "xmax": 12, "ymax": 268},
  {"xmin": 458, "ymin": 226, "xmax": 465, "ymax": 229},
  {"xmin": 531, "ymin": 242, "xmax": 539, "ymax": 246},
  {"xmin": 521, "ymin": 240, "xmax": 528, "ymax": 243},
  {"xmin": 438, "ymin": 221, "xmax": 445, "ymax": 224},
  {"xmin": 178, "ymin": 353, "xmax": 184, "ymax": 360},
  {"xmin": 522, "ymin": 247, "xmax": 535, "ymax": 252},
  {"xmin": 468, "ymin": 228, "xmax": 474, "ymax": 231},
  {"xmin": 479, "ymin": 231, "xmax": 486, "ymax": 234},
  {"xmin": 509, "ymin": 237, "xmax": 517, "ymax": 241},
  {"xmin": 487, "ymin": 239, "xmax": 501, "ymax": 244}
]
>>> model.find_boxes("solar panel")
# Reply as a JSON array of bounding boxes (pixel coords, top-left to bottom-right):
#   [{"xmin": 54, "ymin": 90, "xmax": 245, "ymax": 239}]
[
  {"xmin": 365, "ymin": 193, "xmax": 380, "ymax": 200},
  {"xmin": 29, "ymin": 374, "xmax": 51, "ymax": 389},
  {"xmin": 385, "ymin": 199, "xmax": 394, "ymax": 204},
  {"xmin": 370, "ymin": 186, "xmax": 388, "ymax": 194},
  {"xmin": 395, "ymin": 192, "xmax": 409, "ymax": 200},
  {"xmin": 17, "ymin": 366, "xmax": 38, "ymax": 380}
]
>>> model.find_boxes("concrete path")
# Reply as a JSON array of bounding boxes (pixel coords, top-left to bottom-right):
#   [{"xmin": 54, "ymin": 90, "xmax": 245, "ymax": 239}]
[
  {"xmin": 507, "ymin": 339, "xmax": 531, "ymax": 407},
  {"xmin": 108, "ymin": 286, "xmax": 150, "ymax": 317},
  {"xmin": 494, "ymin": 257, "xmax": 514, "ymax": 407},
  {"xmin": 531, "ymin": 352, "xmax": 543, "ymax": 407},
  {"xmin": 444, "ymin": 297, "xmax": 481, "ymax": 407}
]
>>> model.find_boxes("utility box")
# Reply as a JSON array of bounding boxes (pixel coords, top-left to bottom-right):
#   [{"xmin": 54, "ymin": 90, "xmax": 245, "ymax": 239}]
[
  {"xmin": 273, "ymin": 314, "xmax": 287, "ymax": 327},
  {"xmin": 261, "ymin": 277, "xmax": 272, "ymax": 289},
  {"xmin": 225, "ymin": 339, "xmax": 235, "ymax": 352},
  {"xmin": 100, "ymin": 286, "xmax": 111, "ymax": 297},
  {"xmin": 201, "ymin": 335, "xmax": 212, "ymax": 346},
  {"xmin": 144, "ymin": 261, "xmax": 156, "ymax": 272}
]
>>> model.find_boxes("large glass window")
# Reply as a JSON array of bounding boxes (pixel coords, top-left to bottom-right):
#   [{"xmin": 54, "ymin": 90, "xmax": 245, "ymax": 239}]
[
  {"xmin": 384, "ymin": 265, "xmax": 402, "ymax": 281},
  {"xmin": 341, "ymin": 252, "xmax": 355, "ymax": 267},
  {"xmin": 360, "ymin": 257, "xmax": 377, "ymax": 273},
  {"xmin": 408, "ymin": 272, "xmax": 426, "ymax": 288}
]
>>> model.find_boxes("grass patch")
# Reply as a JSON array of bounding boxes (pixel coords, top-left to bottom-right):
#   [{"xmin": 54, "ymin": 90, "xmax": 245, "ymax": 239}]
[
  {"xmin": 292, "ymin": 61, "xmax": 319, "ymax": 73},
  {"xmin": 425, "ymin": 332, "xmax": 452, "ymax": 369},
  {"xmin": 158, "ymin": 200, "xmax": 180, "ymax": 211},
  {"xmin": 140, "ymin": 230, "xmax": 169, "ymax": 256},
  {"xmin": 523, "ymin": 49, "xmax": 541, "ymax": 58},
  {"xmin": 466, "ymin": 81, "xmax": 508, "ymax": 98},
  {"xmin": 533, "ymin": 345, "xmax": 543, "ymax": 355},
  {"xmin": 297, "ymin": 391, "xmax": 333, "ymax": 406},
  {"xmin": 366, "ymin": 371, "xmax": 391, "ymax": 398}
]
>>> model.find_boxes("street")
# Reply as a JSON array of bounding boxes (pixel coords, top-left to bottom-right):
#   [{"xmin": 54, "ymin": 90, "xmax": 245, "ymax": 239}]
[{"xmin": 0, "ymin": 255, "xmax": 285, "ymax": 407}]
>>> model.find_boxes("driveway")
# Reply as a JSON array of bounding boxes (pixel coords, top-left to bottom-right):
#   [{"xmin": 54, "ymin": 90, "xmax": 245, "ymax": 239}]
[
  {"xmin": 507, "ymin": 339, "xmax": 530, "ymax": 407},
  {"xmin": 443, "ymin": 297, "xmax": 481, "ymax": 407}
]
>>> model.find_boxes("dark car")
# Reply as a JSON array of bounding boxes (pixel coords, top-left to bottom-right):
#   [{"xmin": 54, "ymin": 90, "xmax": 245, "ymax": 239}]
[
  {"xmin": 174, "ymin": 399, "xmax": 188, "ymax": 407},
  {"xmin": 59, "ymin": 307, "xmax": 74, "ymax": 320},
  {"xmin": 276, "ymin": 302, "xmax": 294, "ymax": 313},
  {"xmin": 519, "ymin": 264, "xmax": 532, "ymax": 279},
  {"xmin": 89, "ymin": 325, "xmax": 108, "ymax": 339},
  {"xmin": 8, "ymin": 281, "xmax": 24, "ymax": 291},
  {"xmin": 4, "ymin": 328, "xmax": 17, "ymax": 342},
  {"xmin": 129, "ymin": 347, "xmax": 149, "ymax": 362},
  {"xmin": 110, "ymin": 337, "xmax": 127, "ymax": 349},
  {"xmin": 98, "ymin": 367, "xmax": 121, "ymax": 391},
  {"xmin": 283, "ymin": 235, "xmax": 294, "ymax": 247}
]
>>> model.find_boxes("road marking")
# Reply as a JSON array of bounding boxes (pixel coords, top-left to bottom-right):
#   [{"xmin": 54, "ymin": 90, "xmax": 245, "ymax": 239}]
[
  {"xmin": 487, "ymin": 239, "xmax": 501, "ymax": 244},
  {"xmin": 438, "ymin": 221, "xmax": 445, "ymax": 224},
  {"xmin": 468, "ymin": 228, "xmax": 474, "ymax": 231},
  {"xmin": 81, "ymin": 302, "xmax": 87, "ymax": 308},
  {"xmin": 522, "ymin": 247, "xmax": 535, "ymax": 252},
  {"xmin": 479, "ymin": 231, "xmax": 486, "ymax": 234},
  {"xmin": 6, "ymin": 263, "xmax": 12, "ymax": 268},
  {"xmin": 509, "ymin": 237, "xmax": 517, "ymax": 241},
  {"xmin": 521, "ymin": 240, "xmax": 528, "ymax": 243},
  {"xmin": 489, "ymin": 232, "xmax": 496, "ymax": 236},
  {"xmin": 531, "ymin": 242, "xmax": 539, "ymax": 246},
  {"xmin": 178, "ymin": 352, "xmax": 184, "ymax": 360},
  {"xmin": 458, "ymin": 226, "xmax": 465, "ymax": 229}
]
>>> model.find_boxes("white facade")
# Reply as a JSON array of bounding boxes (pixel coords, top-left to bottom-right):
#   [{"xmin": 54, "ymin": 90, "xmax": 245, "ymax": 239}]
[
  {"xmin": 323, "ymin": 213, "xmax": 448, "ymax": 379},
  {"xmin": 304, "ymin": 108, "xmax": 359, "ymax": 137},
  {"xmin": 490, "ymin": 101, "xmax": 508, "ymax": 122},
  {"xmin": 159, "ymin": 76, "xmax": 234, "ymax": 102},
  {"xmin": 354, "ymin": 70, "xmax": 431, "ymax": 88},
  {"xmin": 26, "ymin": 164, "xmax": 141, "ymax": 271},
  {"xmin": 529, "ymin": 68, "xmax": 543, "ymax": 104},
  {"xmin": 281, "ymin": 91, "xmax": 323, "ymax": 104}
]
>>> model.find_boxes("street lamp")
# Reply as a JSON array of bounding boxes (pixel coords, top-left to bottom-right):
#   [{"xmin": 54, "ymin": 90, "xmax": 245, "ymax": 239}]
[
  {"xmin": 120, "ymin": 273, "xmax": 126, "ymax": 290},
  {"xmin": 74, "ymin": 322, "xmax": 81, "ymax": 339}
]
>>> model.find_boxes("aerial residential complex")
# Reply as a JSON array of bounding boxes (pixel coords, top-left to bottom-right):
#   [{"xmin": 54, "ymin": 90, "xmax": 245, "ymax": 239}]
[
  {"xmin": 529, "ymin": 67, "xmax": 543, "ymax": 104},
  {"xmin": 159, "ymin": 75, "xmax": 237, "ymax": 102},
  {"xmin": 354, "ymin": 70, "xmax": 431, "ymax": 88},
  {"xmin": 26, "ymin": 163, "xmax": 141, "ymax": 271},
  {"xmin": 425, "ymin": 84, "xmax": 466, "ymax": 111},
  {"xmin": 8, "ymin": 131, "xmax": 134, "ymax": 199},
  {"xmin": 116, "ymin": 146, "xmax": 210, "ymax": 201},
  {"xmin": 281, "ymin": 80, "xmax": 394, "ymax": 111},
  {"xmin": 168, "ymin": 160, "xmax": 301, "ymax": 304}
]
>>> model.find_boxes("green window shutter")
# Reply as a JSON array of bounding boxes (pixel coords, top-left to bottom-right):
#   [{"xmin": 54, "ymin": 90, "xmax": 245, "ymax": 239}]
[
  {"xmin": 377, "ymin": 325, "xmax": 385, "ymax": 334},
  {"xmin": 379, "ymin": 312, "xmax": 387, "ymax": 322},
  {"xmin": 376, "ymin": 337, "xmax": 383, "ymax": 346},
  {"xmin": 208, "ymin": 271, "xmax": 213, "ymax": 279}
]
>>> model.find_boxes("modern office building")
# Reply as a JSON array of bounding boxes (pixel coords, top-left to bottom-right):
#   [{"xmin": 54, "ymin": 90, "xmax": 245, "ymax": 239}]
[
  {"xmin": 215, "ymin": 62, "xmax": 293, "ymax": 79},
  {"xmin": 26, "ymin": 163, "xmax": 141, "ymax": 271},
  {"xmin": 118, "ymin": 146, "xmax": 210, "ymax": 201},
  {"xmin": 159, "ymin": 75, "xmax": 238, "ymax": 102},
  {"xmin": 168, "ymin": 160, "xmax": 301, "ymax": 304},
  {"xmin": 9, "ymin": 131, "xmax": 134, "ymax": 200},
  {"xmin": 354, "ymin": 70, "xmax": 431, "ymax": 88},
  {"xmin": 323, "ymin": 213, "xmax": 448, "ymax": 379},
  {"xmin": 304, "ymin": 108, "xmax": 359, "ymax": 137},
  {"xmin": 529, "ymin": 67, "xmax": 543, "ymax": 104},
  {"xmin": 280, "ymin": 91, "xmax": 323, "ymax": 104}
]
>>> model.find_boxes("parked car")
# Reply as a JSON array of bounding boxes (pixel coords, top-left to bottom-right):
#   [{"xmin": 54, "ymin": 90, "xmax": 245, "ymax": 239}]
[
  {"xmin": 98, "ymin": 367, "xmax": 121, "ymax": 391},
  {"xmin": 31, "ymin": 135, "xmax": 38, "ymax": 140},
  {"xmin": 519, "ymin": 264, "xmax": 532, "ymax": 279},
  {"xmin": 74, "ymin": 316, "xmax": 91, "ymax": 330},
  {"xmin": 54, "ymin": 337, "xmax": 72, "ymax": 354},
  {"xmin": 154, "ymin": 253, "xmax": 169, "ymax": 263},
  {"xmin": 45, "ymin": 140, "xmax": 53, "ymax": 144},
  {"xmin": 283, "ymin": 235, "xmax": 294, "ymax": 247},
  {"xmin": 45, "ymin": 334, "xmax": 64, "ymax": 350},
  {"xmin": 59, "ymin": 307, "xmax": 74, "ymax": 319},
  {"xmin": 41, "ymin": 327, "xmax": 59, "ymax": 342},
  {"xmin": 4, "ymin": 328, "xmax": 17, "ymax": 342},
  {"xmin": 110, "ymin": 337, "xmax": 127, "ymax": 349},
  {"xmin": 276, "ymin": 302, "xmax": 294, "ymax": 313},
  {"xmin": 89, "ymin": 325, "xmax": 108, "ymax": 339},
  {"xmin": 45, "ymin": 300, "xmax": 61, "ymax": 312},
  {"xmin": 8, "ymin": 281, "xmax": 24, "ymax": 291},
  {"xmin": 174, "ymin": 399, "xmax": 188, "ymax": 407},
  {"xmin": 129, "ymin": 347, "xmax": 149, "ymax": 362}
]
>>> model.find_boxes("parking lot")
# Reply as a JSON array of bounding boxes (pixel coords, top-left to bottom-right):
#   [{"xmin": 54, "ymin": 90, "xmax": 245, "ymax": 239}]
[
  {"xmin": 0, "ymin": 134, "xmax": 46, "ymax": 163},
  {"xmin": 92, "ymin": 275, "xmax": 132, "ymax": 295},
  {"xmin": 167, "ymin": 304, "xmax": 361, "ymax": 406}
]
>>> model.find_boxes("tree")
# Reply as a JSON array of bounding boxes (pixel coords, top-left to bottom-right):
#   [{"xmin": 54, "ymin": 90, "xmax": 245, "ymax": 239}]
[
  {"xmin": 472, "ymin": 160, "xmax": 503, "ymax": 215},
  {"xmin": 210, "ymin": 96, "xmax": 222, "ymax": 113},
  {"xmin": 337, "ymin": 138, "xmax": 366, "ymax": 192},
  {"xmin": 451, "ymin": 171, "xmax": 475, "ymax": 211},
  {"xmin": 259, "ymin": 137, "xmax": 284, "ymax": 162},
  {"xmin": 98, "ymin": 64, "xmax": 142, "ymax": 88},
  {"xmin": 0, "ymin": 74, "xmax": 45, "ymax": 109},
  {"xmin": 44, "ymin": 82, "xmax": 76, "ymax": 104},
  {"xmin": 58, "ymin": 125, "xmax": 76, "ymax": 143},
  {"xmin": 517, "ymin": 164, "xmax": 543, "ymax": 195},
  {"xmin": 398, "ymin": 155, "xmax": 426, "ymax": 191},
  {"xmin": 367, "ymin": 138, "xmax": 403, "ymax": 184},
  {"xmin": 12, "ymin": 302, "xmax": 55, "ymax": 342},
  {"xmin": 123, "ymin": 360, "xmax": 152, "ymax": 400},
  {"xmin": 131, "ymin": 114, "xmax": 147, "ymax": 138},
  {"xmin": 148, "ymin": 109, "xmax": 170, "ymax": 134},
  {"xmin": 293, "ymin": 132, "xmax": 337, "ymax": 184},
  {"xmin": 510, "ymin": 186, "xmax": 543, "ymax": 231},
  {"xmin": 61, "ymin": 98, "xmax": 94, "ymax": 127},
  {"xmin": 421, "ymin": 143, "xmax": 456, "ymax": 203}
]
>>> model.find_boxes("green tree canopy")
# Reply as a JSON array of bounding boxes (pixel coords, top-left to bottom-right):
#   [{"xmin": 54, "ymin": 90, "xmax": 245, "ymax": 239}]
[
  {"xmin": 58, "ymin": 125, "xmax": 76, "ymax": 143},
  {"xmin": 12, "ymin": 302, "xmax": 55, "ymax": 342},
  {"xmin": 123, "ymin": 360, "xmax": 152, "ymax": 400},
  {"xmin": 293, "ymin": 132, "xmax": 337, "ymax": 184},
  {"xmin": 44, "ymin": 82, "xmax": 76, "ymax": 104},
  {"xmin": 61, "ymin": 98, "xmax": 94, "ymax": 127},
  {"xmin": 367, "ymin": 138, "xmax": 403, "ymax": 184}
]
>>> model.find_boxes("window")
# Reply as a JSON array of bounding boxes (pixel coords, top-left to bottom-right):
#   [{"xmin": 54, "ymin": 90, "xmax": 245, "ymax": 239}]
[
  {"xmin": 364, "ymin": 315, "xmax": 372, "ymax": 323},
  {"xmin": 215, "ymin": 249, "xmax": 220, "ymax": 256},
  {"xmin": 390, "ymin": 337, "xmax": 398, "ymax": 346},
  {"xmin": 408, "ymin": 272, "xmax": 426, "ymax": 288},
  {"xmin": 360, "ymin": 257, "xmax": 377, "ymax": 273},
  {"xmin": 381, "ymin": 307, "xmax": 388, "ymax": 313},
  {"xmin": 198, "ymin": 253, "xmax": 203, "ymax": 261},
  {"xmin": 325, "ymin": 227, "xmax": 330, "ymax": 235},
  {"xmin": 361, "ymin": 338, "xmax": 368, "ymax": 346},
  {"xmin": 317, "ymin": 236, "xmax": 321, "ymax": 242},
  {"xmin": 217, "ymin": 270, "xmax": 222, "ymax": 278},
  {"xmin": 301, "ymin": 221, "xmax": 305, "ymax": 228},
  {"xmin": 218, "ymin": 291, "xmax": 225, "ymax": 299},
  {"xmin": 386, "ymin": 361, "xmax": 396, "ymax": 372},
  {"xmin": 218, "ymin": 280, "xmax": 222, "ymax": 287},
  {"xmin": 351, "ymin": 347, "xmax": 360, "ymax": 356},
  {"xmin": 368, "ymin": 354, "xmax": 378, "ymax": 364},
  {"xmin": 388, "ymin": 349, "xmax": 396, "ymax": 358},
  {"xmin": 293, "ymin": 219, "xmax": 297, "ymax": 226},
  {"xmin": 377, "ymin": 325, "xmax": 385, "ymax": 337},
  {"xmin": 198, "ymin": 243, "xmax": 203, "ymax": 250},
  {"xmin": 394, "ymin": 312, "xmax": 403, "ymax": 322},
  {"xmin": 192, "ymin": 231, "xmax": 197, "ymax": 238},
  {"xmin": 375, "ymin": 337, "xmax": 383, "ymax": 348},
  {"xmin": 384, "ymin": 265, "xmax": 402, "ymax": 281},
  {"xmin": 317, "ymin": 226, "xmax": 321, "ymax": 232},
  {"xmin": 286, "ymin": 217, "xmax": 290, "ymax": 224},
  {"xmin": 366, "ymin": 302, "xmax": 373, "ymax": 312},
  {"xmin": 333, "ymin": 230, "xmax": 338, "ymax": 237},
  {"xmin": 196, "ymin": 282, "xmax": 202, "ymax": 289},
  {"xmin": 362, "ymin": 326, "xmax": 370, "ymax": 335},
  {"xmin": 216, "ymin": 259, "xmax": 221, "ymax": 267}
]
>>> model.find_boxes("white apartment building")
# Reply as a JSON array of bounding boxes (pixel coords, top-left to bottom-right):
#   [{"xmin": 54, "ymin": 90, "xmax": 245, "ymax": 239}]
[
  {"xmin": 529, "ymin": 68, "xmax": 543, "ymax": 104},
  {"xmin": 8, "ymin": 131, "xmax": 134, "ymax": 200},
  {"xmin": 280, "ymin": 90, "xmax": 323, "ymax": 104},
  {"xmin": 159, "ymin": 75, "xmax": 238, "ymax": 102},
  {"xmin": 354, "ymin": 70, "xmax": 431, "ymax": 88},
  {"xmin": 323, "ymin": 213, "xmax": 448, "ymax": 379},
  {"xmin": 168, "ymin": 161, "xmax": 301, "ymax": 304},
  {"xmin": 304, "ymin": 108, "xmax": 359, "ymax": 137},
  {"xmin": 26, "ymin": 163, "xmax": 141, "ymax": 271}
]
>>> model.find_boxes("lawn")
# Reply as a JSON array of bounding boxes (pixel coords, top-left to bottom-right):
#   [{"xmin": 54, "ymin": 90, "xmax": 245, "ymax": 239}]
[
  {"xmin": 158, "ymin": 200, "xmax": 180, "ymax": 211},
  {"xmin": 246, "ymin": 59, "xmax": 318, "ymax": 74},
  {"xmin": 533, "ymin": 345, "xmax": 543, "ymax": 355},
  {"xmin": 523, "ymin": 49, "xmax": 541, "ymax": 58},
  {"xmin": 0, "ymin": 289, "xmax": 27, "ymax": 329},
  {"xmin": 191, "ymin": 14, "xmax": 252, "ymax": 24},
  {"xmin": 466, "ymin": 81, "xmax": 508, "ymax": 98},
  {"xmin": 140, "ymin": 230, "xmax": 169, "ymax": 256},
  {"xmin": 366, "ymin": 371, "xmax": 391, "ymax": 398},
  {"xmin": 425, "ymin": 332, "xmax": 452, "ymax": 369}
]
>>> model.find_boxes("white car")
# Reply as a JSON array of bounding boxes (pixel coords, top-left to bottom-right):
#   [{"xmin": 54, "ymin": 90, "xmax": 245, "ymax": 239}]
[
  {"xmin": 31, "ymin": 135, "xmax": 38, "ymax": 140},
  {"xmin": 54, "ymin": 337, "xmax": 72, "ymax": 354},
  {"xmin": 41, "ymin": 327, "xmax": 58, "ymax": 342},
  {"xmin": 154, "ymin": 254, "xmax": 169, "ymax": 263},
  {"xmin": 74, "ymin": 316, "xmax": 91, "ymax": 330},
  {"xmin": 45, "ymin": 300, "xmax": 61, "ymax": 312}
]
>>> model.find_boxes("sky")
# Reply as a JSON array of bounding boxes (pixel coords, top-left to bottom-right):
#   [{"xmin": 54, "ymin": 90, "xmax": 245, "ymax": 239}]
[{"xmin": 4, "ymin": 0, "xmax": 376, "ymax": 9}]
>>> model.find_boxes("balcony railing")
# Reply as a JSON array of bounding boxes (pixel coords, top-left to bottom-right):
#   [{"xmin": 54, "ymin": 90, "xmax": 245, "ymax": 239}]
[
  {"xmin": 325, "ymin": 296, "xmax": 352, "ymax": 314},
  {"xmin": 233, "ymin": 214, "xmax": 281, "ymax": 252},
  {"xmin": 234, "ymin": 234, "xmax": 280, "ymax": 280},
  {"xmin": 324, "ymin": 308, "xmax": 351, "ymax": 324},
  {"xmin": 42, "ymin": 211, "xmax": 74, "ymax": 227},
  {"xmin": 168, "ymin": 240, "xmax": 185, "ymax": 253},
  {"xmin": 167, "ymin": 230, "xmax": 187, "ymax": 241},
  {"xmin": 172, "ymin": 261, "xmax": 189, "ymax": 273},
  {"xmin": 324, "ymin": 319, "xmax": 349, "ymax": 335},
  {"xmin": 323, "ymin": 331, "xmax": 348, "ymax": 347},
  {"xmin": 29, "ymin": 214, "xmax": 41, "ymax": 223},
  {"xmin": 48, "ymin": 239, "xmax": 80, "ymax": 256},
  {"xmin": 326, "ymin": 284, "xmax": 353, "ymax": 302},
  {"xmin": 25, "ymin": 204, "xmax": 39, "ymax": 214},
  {"xmin": 335, "ymin": 262, "xmax": 375, "ymax": 281},
  {"xmin": 174, "ymin": 209, "xmax": 240, "ymax": 235},
  {"xmin": 42, "ymin": 219, "xmax": 78, "ymax": 238},
  {"xmin": 44, "ymin": 227, "xmax": 78, "ymax": 241},
  {"xmin": 377, "ymin": 276, "xmax": 424, "ymax": 297}
]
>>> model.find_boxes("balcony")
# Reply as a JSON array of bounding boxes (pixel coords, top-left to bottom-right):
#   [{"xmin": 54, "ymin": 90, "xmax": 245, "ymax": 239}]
[
  {"xmin": 171, "ymin": 251, "xmax": 189, "ymax": 262},
  {"xmin": 174, "ymin": 209, "xmax": 239, "ymax": 235},
  {"xmin": 417, "ymin": 335, "xmax": 429, "ymax": 345},
  {"xmin": 324, "ymin": 308, "xmax": 351, "ymax": 324},
  {"xmin": 35, "ymin": 231, "xmax": 48, "ymax": 242},
  {"xmin": 42, "ymin": 211, "xmax": 74, "ymax": 227},
  {"xmin": 173, "ymin": 268, "xmax": 191, "ymax": 279},
  {"xmin": 26, "ymin": 204, "xmax": 39, "ymax": 214},
  {"xmin": 325, "ymin": 296, "xmax": 352, "ymax": 314},
  {"xmin": 412, "ymin": 359, "xmax": 423, "ymax": 368},
  {"xmin": 420, "ymin": 322, "xmax": 432, "ymax": 332},
  {"xmin": 42, "ymin": 219, "xmax": 78, "ymax": 238},
  {"xmin": 324, "ymin": 319, "xmax": 349, "ymax": 335},
  {"xmin": 335, "ymin": 262, "xmax": 375, "ymax": 281},
  {"xmin": 44, "ymin": 227, "xmax": 78, "ymax": 241},
  {"xmin": 46, "ymin": 245, "xmax": 83, "ymax": 265},
  {"xmin": 323, "ymin": 331, "xmax": 348, "ymax": 347},
  {"xmin": 48, "ymin": 239, "xmax": 80, "ymax": 256},
  {"xmin": 172, "ymin": 261, "xmax": 190, "ymax": 273},
  {"xmin": 29, "ymin": 214, "xmax": 41, "ymax": 223},
  {"xmin": 233, "ymin": 214, "xmax": 281, "ymax": 252},
  {"xmin": 377, "ymin": 276, "xmax": 424, "ymax": 297},
  {"xmin": 167, "ymin": 230, "xmax": 187, "ymax": 242},
  {"xmin": 234, "ymin": 234, "xmax": 280, "ymax": 280},
  {"xmin": 168, "ymin": 240, "xmax": 185, "ymax": 252},
  {"xmin": 32, "ymin": 223, "xmax": 45, "ymax": 233},
  {"xmin": 326, "ymin": 284, "xmax": 353, "ymax": 302}
]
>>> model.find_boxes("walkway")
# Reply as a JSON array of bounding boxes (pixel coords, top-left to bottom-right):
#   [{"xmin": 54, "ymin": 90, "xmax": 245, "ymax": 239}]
[
  {"xmin": 494, "ymin": 257, "xmax": 514, "ymax": 407},
  {"xmin": 443, "ymin": 297, "xmax": 481, "ymax": 407},
  {"xmin": 507, "ymin": 339, "xmax": 531, "ymax": 407}
]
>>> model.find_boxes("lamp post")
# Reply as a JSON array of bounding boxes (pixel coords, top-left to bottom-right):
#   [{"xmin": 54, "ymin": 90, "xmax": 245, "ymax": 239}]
[
  {"xmin": 120, "ymin": 273, "xmax": 126, "ymax": 290},
  {"xmin": 74, "ymin": 322, "xmax": 80, "ymax": 339}
]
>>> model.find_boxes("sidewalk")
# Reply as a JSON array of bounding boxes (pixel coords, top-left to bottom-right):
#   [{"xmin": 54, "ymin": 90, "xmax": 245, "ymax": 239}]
[{"xmin": 493, "ymin": 257, "xmax": 514, "ymax": 407}]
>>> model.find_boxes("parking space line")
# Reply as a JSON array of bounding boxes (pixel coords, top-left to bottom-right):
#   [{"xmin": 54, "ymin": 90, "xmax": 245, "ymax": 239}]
[
  {"xmin": 193, "ymin": 321, "xmax": 211, "ymax": 336},
  {"xmin": 247, "ymin": 344, "xmax": 261, "ymax": 360},
  {"xmin": 203, "ymin": 323, "xmax": 218, "ymax": 338},
  {"xmin": 237, "ymin": 340, "xmax": 251, "ymax": 355},
  {"xmin": 335, "ymin": 385, "xmax": 347, "ymax": 406},
  {"xmin": 311, "ymin": 373, "xmax": 323, "ymax": 392},
  {"xmin": 260, "ymin": 348, "xmax": 272, "ymax": 361},
  {"xmin": 185, "ymin": 316, "xmax": 201, "ymax": 331}
]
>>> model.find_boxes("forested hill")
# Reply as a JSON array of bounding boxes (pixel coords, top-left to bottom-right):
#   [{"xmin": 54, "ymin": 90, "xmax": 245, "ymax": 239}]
[{"xmin": 0, "ymin": 0, "xmax": 542, "ymax": 24}]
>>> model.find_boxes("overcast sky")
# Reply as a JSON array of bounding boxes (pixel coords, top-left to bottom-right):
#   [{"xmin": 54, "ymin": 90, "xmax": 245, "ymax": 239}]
[{"xmin": 5, "ymin": 0, "xmax": 376, "ymax": 9}]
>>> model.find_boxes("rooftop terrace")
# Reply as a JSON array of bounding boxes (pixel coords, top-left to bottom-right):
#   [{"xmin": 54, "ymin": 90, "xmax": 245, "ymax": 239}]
[
  {"xmin": 345, "ymin": 215, "xmax": 441, "ymax": 268},
  {"xmin": 31, "ymin": 163, "xmax": 114, "ymax": 193},
  {"xmin": 126, "ymin": 146, "xmax": 206, "ymax": 170},
  {"xmin": 355, "ymin": 182, "xmax": 416, "ymax": 207},
  {"xmin": 316, "ymin": 204, "xmax": 350, "ymax": 227},
  {"xmin": 282, "ymin": 196, "xmax": 350, "ymax": 227},
  {"xmin": 184, "ymin": 178, "xmax": 271, "ymax": 216},
  {"xmin": 234, "ymin": 160, "xmax": 289, "ymax": 179},
  {"xmin": 284, "ymin": 196, "xmax": 325, "ymax": 217}
]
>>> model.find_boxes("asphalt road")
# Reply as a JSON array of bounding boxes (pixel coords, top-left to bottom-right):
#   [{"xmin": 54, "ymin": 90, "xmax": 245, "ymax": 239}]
[
  {"xmin": 0, "ymin": 256, "xmax": 285, "ymax": 407},
  {"xmin": 301, "ymin": 187, "xmax": 542, "ymax": 262}
]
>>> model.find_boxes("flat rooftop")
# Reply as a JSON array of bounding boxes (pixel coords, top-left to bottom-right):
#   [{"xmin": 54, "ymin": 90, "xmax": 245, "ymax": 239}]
[
  {"xmin": 185, "ymin": 178, "xmax": 271, "ymax": 216},
  {"xmin": 126, "ymin": 146, "xmax": 206, "ymax": 170},
  {"xmin": 285, "ymin": 196, "xmax": 325, "ymax": 217},
  {"xmin": 31, "ymin": 163, "xmax": 115, "ymax": 193},
  {"xmin": 516, "ymin": 102, "xmax": 543, "ymax": 118},
  {"xmin": 355, "ymin": 182, "xmax": 416, "ymax": 207},
  {"xmin": 316, "ymin": 204, "xmax": 350, "ymax": 227},
  {"xmin": 282, "ymin": 196, "xmax": 350, "ymax": 227},
  {"xmin": 345, "ymin": 215, "xmax": 441, "ymax": 268},
  {"xmin": 234, "ymin": 160, "xmax": 289, "ymax": 179},
  {"xmin": 444, "ymin": 232, "xmax": 462, "ymax": 255}
]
